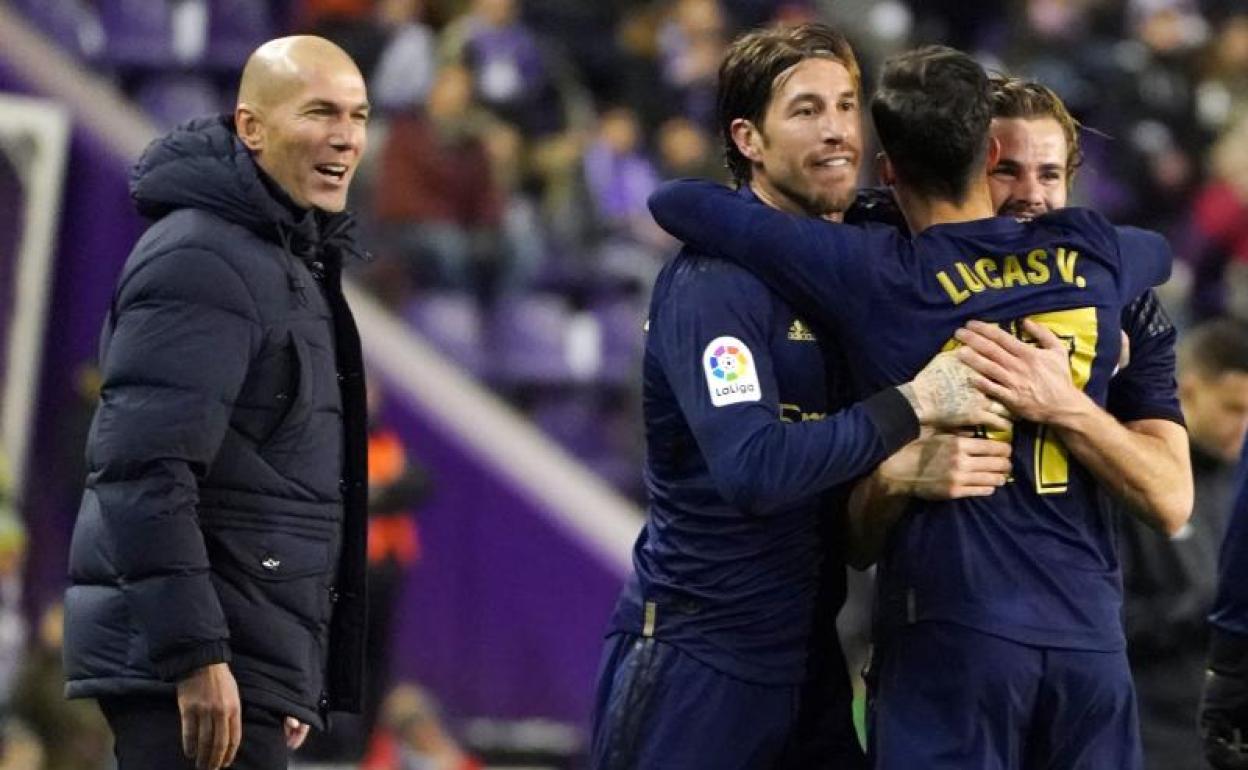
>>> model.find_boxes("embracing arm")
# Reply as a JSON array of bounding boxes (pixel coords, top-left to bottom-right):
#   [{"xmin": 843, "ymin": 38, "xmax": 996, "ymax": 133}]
[
  {"xmin": 648, "ymin": 180, "xmax": 878, "ymax": 331},
  {"xmin": 659, "ymin": 265, "xmax": 914, "ymax": 513},
  {"xmin": 662, "ymin": 266, "xmax": 1006, "ymax": 514},
  {"xmin": 956, "ymin": 318, "xmax": 1191, "ymax": 535},
  {"xmin": 845, "ymin": 429, "xmax": 1013, "ymax": 569},
  {"xmin": 1053, "ymin": 409, "xmax": 1190, "ymax": 533}
]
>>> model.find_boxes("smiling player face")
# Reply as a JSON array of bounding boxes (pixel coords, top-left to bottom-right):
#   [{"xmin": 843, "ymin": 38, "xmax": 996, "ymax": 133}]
[
  {"xmin": 988, "ymin": 116, "xmax": 1069, "ymax": 220},
  {"xmin": 743, "ymin": 57, "xmax": 862, "ymax": 219}
]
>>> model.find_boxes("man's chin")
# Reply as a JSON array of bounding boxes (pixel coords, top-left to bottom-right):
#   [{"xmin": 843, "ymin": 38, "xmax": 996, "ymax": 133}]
[
  {"xmin": 310, "ymin": 196, "xmax": 349, "ymax": 214},
  {"xmin": 811, "ymin": 195, "xmax": 853, "ymax": 219},
  {"xmin": 999, "ymin": 206, "xmax": 1046, "ymax": 221}
]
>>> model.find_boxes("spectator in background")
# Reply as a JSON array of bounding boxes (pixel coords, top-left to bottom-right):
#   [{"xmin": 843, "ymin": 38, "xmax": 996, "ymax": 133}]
[
  {"xmin": 0, "ymin": 455, "xmax": 26, "ymax": 713},
  {"xmin": 0, "ymin": 515, "xmax": 27, "ymax": 712},
  {"xmin": 656, "ymin": 0, "xmax": 727, "ymax": 128},
  {"xmin": 441, "ymin": 0, "xmax": 562, "ymax": 136},
  {"xmin": 11, "ymin": 604, "xmax": 112, "ymax": 770},
  {"xmin": 484, "ymin": 120, "xmax": 549, "ymax": 293},
  {"xmin": 1183, "ymin": 113, "xmax": 1248, "ymax": 322},
  {"xmin": 1194, "ymin": 11, "xmax": 1248, "ymax": 132},
  {"xmin": 1123, "ymin": 318, "xmax": 1248, "ymax": 770},
  {"xmin": 363, "ymin": 382, "xmax": 431, "ymax": 749},
  {"xmin": 373, "ymin": 64, "xmax": 505, "ymax": 297},
  {"xmin": 1100, "ymin": 0, "xmax": 1208, "ymax": 231},
  {"xmin": 363, "ymin": 684, "xmax": 482, "ymax": 770},
  {"xmin": 372, "ymin": 0, "xmax": 438, "ymax": 114},
  {"xmin": 583, "ymin": 105, "xmax": 662, "ymax": 243},
  {"xmin": 581, "ymin": 104, "xmax": 672, "ymax": 290},
  {"xmin": 300, "ymin": 0, "xmax": 390, "ymax": 81},
  {"xmin": 656, "ymin": 115, "xmax": 722, "ymax": 180},
  {"xmin": 0, "ymin": 719, "xmax": 44, "ymax": 770}
]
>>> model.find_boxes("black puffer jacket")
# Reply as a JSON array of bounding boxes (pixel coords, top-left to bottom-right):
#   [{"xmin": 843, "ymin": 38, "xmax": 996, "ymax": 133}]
[{"xmin": 63, "ymin": 115, "xmax": 369, "ymax": 728}]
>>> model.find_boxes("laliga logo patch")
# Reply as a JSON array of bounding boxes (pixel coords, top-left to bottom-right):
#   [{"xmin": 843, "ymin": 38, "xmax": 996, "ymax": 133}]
[{"xmin": 704, "ymin": 336, "xmax": 761, "ymax": 406}]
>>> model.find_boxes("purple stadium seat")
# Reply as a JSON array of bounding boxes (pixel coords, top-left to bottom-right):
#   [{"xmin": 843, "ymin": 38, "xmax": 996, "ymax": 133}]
[
  {"xmin": 529, "ymin": 391, "xmax": 642, "ymax": 495},
  {"xmin": 592, "ymin": 298, "xmax": 645, "ymax": 386},
  {"xmin": 401, "ymin": 291, "xmax": 487, "ymax": 375},
  {"xmin": 488, "ymin": 294, "xmax": 577, "ymax": 386},
  {"xmin": 134, "ymin": 74, "xmax": 222, "ymax": 130},
  {"xmin": 97, "ymin": 0, "xmax": 175, "ymax": 70},
  {"xmin": 205, "ymin": 0, "xmax": 272, "ymax": 72},
  {"xmin": 529, "ymin": 393, "xmax": 606, "ymax": 454}
]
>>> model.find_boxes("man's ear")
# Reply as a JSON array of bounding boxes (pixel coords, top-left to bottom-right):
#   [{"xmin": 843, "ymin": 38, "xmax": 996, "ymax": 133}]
[
  {"xmin": 986, "ymin": 136, "xmax": 1001, "ymax": 170},
  {"xmin": 875, "ymin": 152, "xmax": 895, "ymax": 186},
  {"xmin": 1177, "ymin": 373, "xmax": 1199, "ymax": 410},
  {"xmin": 235, "ymin": 105, "xmax": 264, "ymax": 152},
  {"xmin": 730, "ymin": 118, "xmax": 765, "ymax": 165}
]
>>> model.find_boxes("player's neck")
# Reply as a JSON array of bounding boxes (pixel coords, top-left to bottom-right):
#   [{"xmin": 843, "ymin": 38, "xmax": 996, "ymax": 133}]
[
  {"xmin": 895, "ymin": 178, "xmax": 996, "ymax": 234},
  {"xmin": 749, "ymin": 180, "xmax": 845, "ymax": 222}
]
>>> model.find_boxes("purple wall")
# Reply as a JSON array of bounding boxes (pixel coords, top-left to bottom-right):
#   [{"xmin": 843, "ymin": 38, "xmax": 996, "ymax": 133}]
[
  {"xmin": 0, "ymin": 57, "xmax": 149, "ymax": 617},
  {"xmin": 382, "ymin": 392, "xmax": 625, "ymax": 727}
]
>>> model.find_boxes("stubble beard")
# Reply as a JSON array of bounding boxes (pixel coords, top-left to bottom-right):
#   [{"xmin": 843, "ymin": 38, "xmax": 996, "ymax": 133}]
[{"xmin": 771, "ymin": 173, "xmax": 853, "ymax": 220}]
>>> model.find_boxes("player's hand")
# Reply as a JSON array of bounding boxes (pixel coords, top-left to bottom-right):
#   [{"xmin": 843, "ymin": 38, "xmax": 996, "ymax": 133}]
[
  {"xmin": 284, "ymin": 716, "xmax": 310, "ymax": 750},
  {"xmin": 1202, "ymin": 669, "xmax": 1248, "ymax": 769},
  {"xmin": 904, "ymin": 350, "xmax": 1013, "ymax": 432},
  {"xmin": 176, "ymin": 662, "xmax": 242, "ymax": 770},
  {"xmin": 877, "ymin": 430, "xmax": 1012, "ymax": 499},
  {"xmin": 954, "ymin": 319, "xmax": 1083, "ymax": 425}
]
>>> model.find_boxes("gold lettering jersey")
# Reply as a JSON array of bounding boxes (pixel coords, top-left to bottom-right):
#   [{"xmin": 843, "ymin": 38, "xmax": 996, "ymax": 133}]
[{"xmin": 649, "ymin": 180, "xmax": 1172, "ymax": 651}]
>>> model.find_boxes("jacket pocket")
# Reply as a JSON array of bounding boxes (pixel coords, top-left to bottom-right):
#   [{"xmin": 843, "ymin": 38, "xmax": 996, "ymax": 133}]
[
  {"xmin": 258, "ymin": 332, "xmax": 317, "ymax": 458},
  {"xmin": 205, "ymin": 523, "xmax": 331, "ymax": 580},
  {"xmin": 203, "ymin": 522, "xmax": 335, "ymax": 634}
]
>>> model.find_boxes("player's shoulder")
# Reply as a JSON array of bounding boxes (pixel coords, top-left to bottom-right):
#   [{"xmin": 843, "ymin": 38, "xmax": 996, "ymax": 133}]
[
  {"xmin": 648, "ymin": 249, "xmax": 778, "ymax": 338},
  {"xmin": 657, "ymin": 247, "xmax": 773, "ymax": 304},
  {"xmin": 1036, "ymin": 207, "xmax": 1164, "ymax": 248},
  {"xmin": 1036, "ymin": 207, "xmax": 1171, "ymax": 259},
  {"xmin": 1034, "ymin": 206, "xmax": 1115, "ymax": 242}
]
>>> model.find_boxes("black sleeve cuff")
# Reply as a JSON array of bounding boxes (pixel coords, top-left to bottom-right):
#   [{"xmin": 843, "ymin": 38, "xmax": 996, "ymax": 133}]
[
  {"xmin": 151, "ymin": 640, "xmax": 232, "ymax": 682},
  {"xmin": 1209, "ymin": 626, "xmax": 1248, "ymax": 677},
  {"xmin": 862, "ymin": 388, "xmax": 920, "ymax": 454},
  {"xmin": 1112, "ymin": 407, "xmax": 1186, "ymax": 427}
]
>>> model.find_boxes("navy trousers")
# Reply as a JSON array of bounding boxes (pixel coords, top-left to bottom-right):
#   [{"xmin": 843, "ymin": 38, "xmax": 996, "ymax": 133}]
[{"xmin": 869, "ymin": 621, "xmax": 1141, "ymax": 770}]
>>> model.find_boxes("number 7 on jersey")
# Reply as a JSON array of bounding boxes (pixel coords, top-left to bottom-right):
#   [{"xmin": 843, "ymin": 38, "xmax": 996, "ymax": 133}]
[{"xmin": 941, "ymin": 307, "xmax": 1099, "ymax": 494}]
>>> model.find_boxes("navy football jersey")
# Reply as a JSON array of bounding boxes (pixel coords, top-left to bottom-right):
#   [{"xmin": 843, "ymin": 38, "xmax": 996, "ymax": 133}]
[
  {"xmin": 1108, "ymin": 289, "xmax": 1183, "ymax": 425},
  {"xmin": 847, "ymin": 187, "xmax": 1183, "ymax": 428},
  {"xmin": 649, "ymin": 180, "xmax": 1172, "ymax": 651},
  {"xmin": 1211, "ymin": 444, "xmax": 1248, "ymax": 637},
  {"xmin": 608, "ymin": 212, "xmax": 919, "ymax": 685}
]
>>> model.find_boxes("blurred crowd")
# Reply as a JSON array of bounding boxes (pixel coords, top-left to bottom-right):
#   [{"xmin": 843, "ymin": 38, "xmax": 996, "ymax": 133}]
[
  {"xmin": 303, "ymin": 0, "xmax": 1248, "ymax": 504},
  {"xmin": 13, "ymin": 0, "xmax": 1248, "ymax": 503},
  {"xmin": 6, "ymin": 0, "xmax": 1248, "ymax": 767}
]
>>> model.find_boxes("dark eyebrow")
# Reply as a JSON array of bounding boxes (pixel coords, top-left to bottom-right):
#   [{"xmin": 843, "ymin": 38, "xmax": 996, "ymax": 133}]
[
  {"xmin": 788, "ymin": 89, "xmax": 856, "ymax": 105},
  {"xmin": 300, "ymin": 98, "xmax": 372, "ymax": 113},
  {"xmin": 992, "ymin": 159, "xmax": 1021, "ymax": 170},
  {"xmin": 786, "ymin": 92, "xmax": 824, "ymax": 106},
  {"xmin": 1038, "ymin": 162, "xmax": 1065, "ymax": 173}
]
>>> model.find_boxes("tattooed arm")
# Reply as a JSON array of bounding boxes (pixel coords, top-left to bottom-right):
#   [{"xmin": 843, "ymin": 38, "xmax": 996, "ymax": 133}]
[{"xmin": 901, "ymin": 350, "xmax": 1010, "ymax": 431}]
